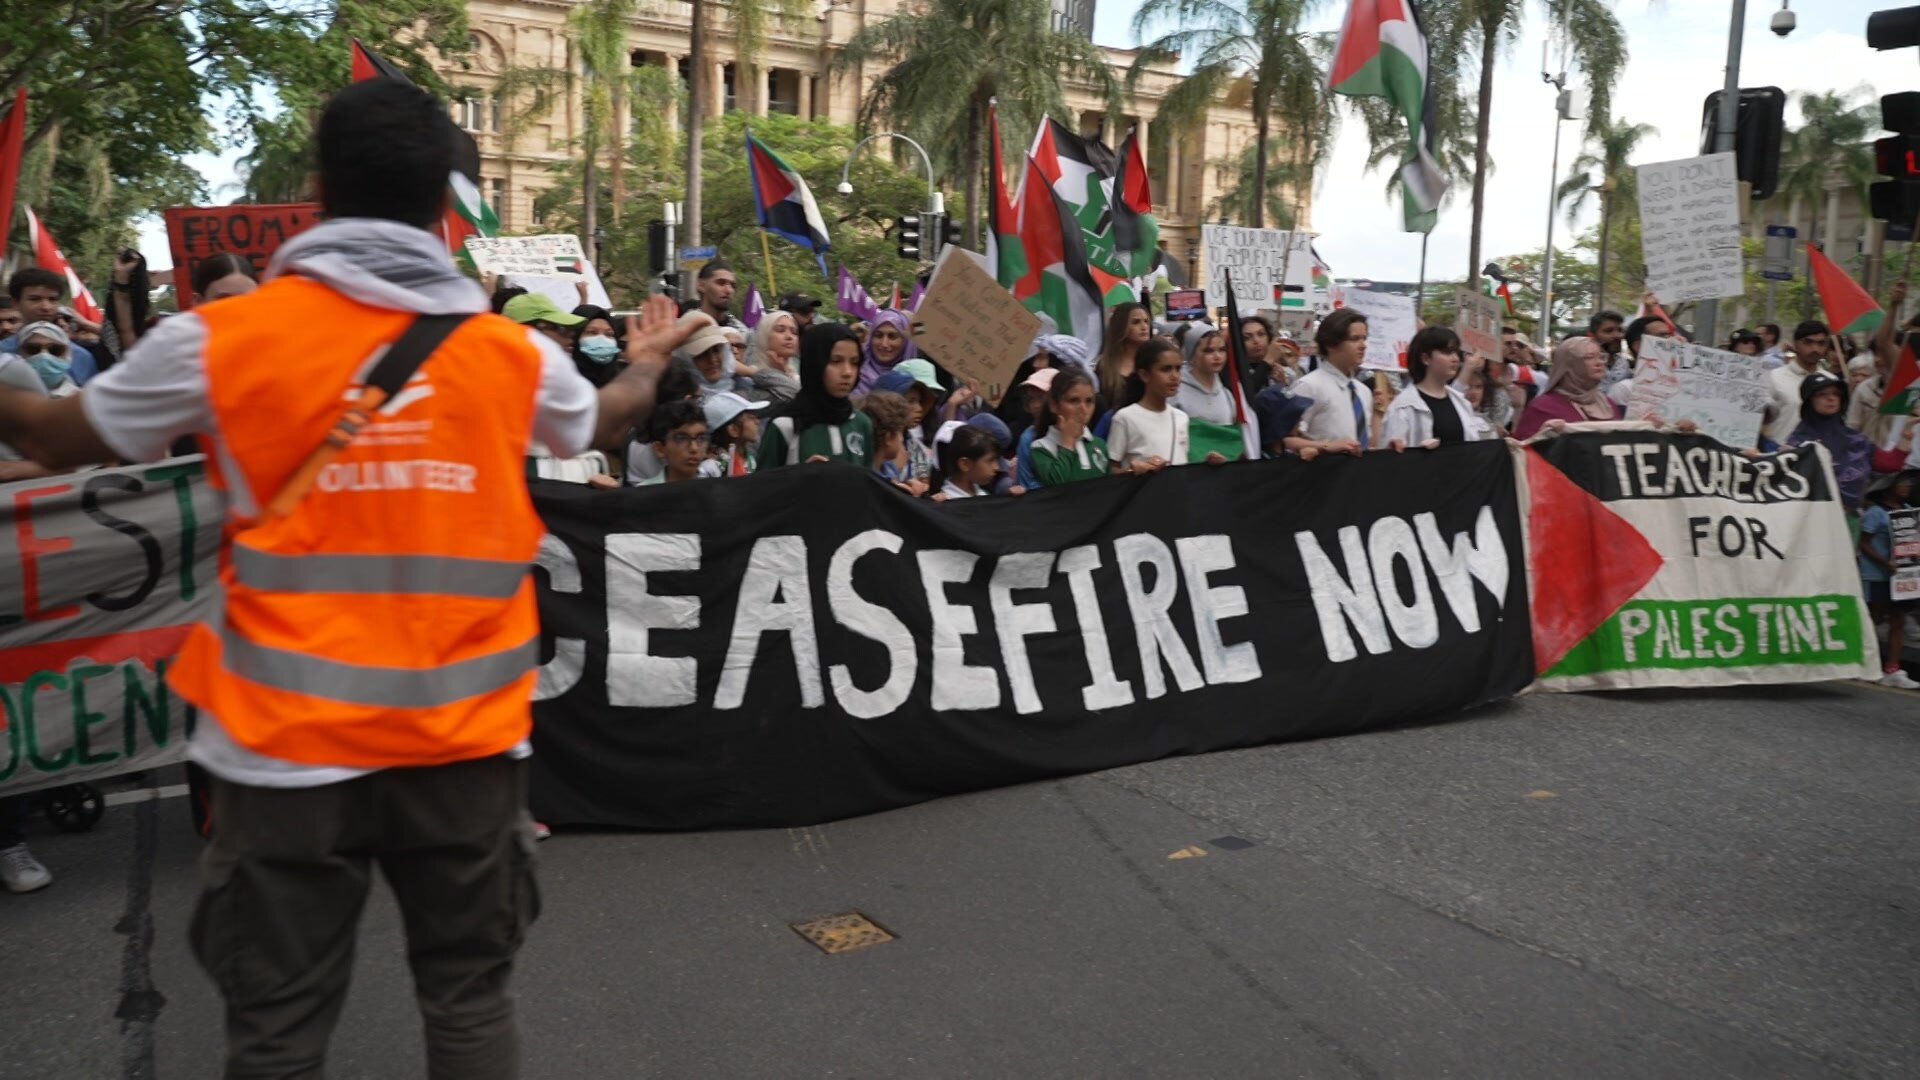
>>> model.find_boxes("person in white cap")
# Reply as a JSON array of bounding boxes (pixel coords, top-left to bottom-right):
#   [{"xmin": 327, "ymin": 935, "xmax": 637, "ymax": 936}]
[{"xmin": 699, "ymin": 391, "xmax": 769, "ymax": 477}]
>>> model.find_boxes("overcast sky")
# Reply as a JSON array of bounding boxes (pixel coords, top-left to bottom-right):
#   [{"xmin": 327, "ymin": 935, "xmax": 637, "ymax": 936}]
[
  {"xmin": 142, "ymin": 1, "xmax": 1904, "ymax": 276},
  {"xmin": 1096, "ymin": 0, "xmax": 1910, "ymax": 283}
]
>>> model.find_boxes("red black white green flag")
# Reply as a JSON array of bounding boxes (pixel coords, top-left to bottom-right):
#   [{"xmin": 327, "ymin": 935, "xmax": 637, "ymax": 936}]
[
  {"xmin": 746, "ymin": 131, "xmax": 832, "ymax": 272},
  {"xmin": 1329, "ymin": 0, "xmax": 1447, "ymax": 233},
  {"xmin": 349, "ymin": 40, "xmax": 496, "ymax": 253}
]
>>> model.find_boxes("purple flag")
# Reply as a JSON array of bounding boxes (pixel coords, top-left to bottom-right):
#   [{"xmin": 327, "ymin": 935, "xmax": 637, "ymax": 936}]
[
  {"xmin": 742, "ymin": 284, "xmax": 765, "ymax": 329},
  {"xmin": 837, "ymin": 264, "xmax": 881, "ymax": 323},
  {"xmin": 906, "ymin": 277, "xmax": 926, "ymax": 312}
]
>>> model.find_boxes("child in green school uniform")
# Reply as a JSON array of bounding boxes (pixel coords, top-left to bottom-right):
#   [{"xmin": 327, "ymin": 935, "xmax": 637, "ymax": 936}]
[
  {"xmin": 1028, "ymin": 368, "xmax": 1111, "ymax": 486},
  {"xmin": 759, "ymin": 322, "xmax": 876, "ymax": 469}
]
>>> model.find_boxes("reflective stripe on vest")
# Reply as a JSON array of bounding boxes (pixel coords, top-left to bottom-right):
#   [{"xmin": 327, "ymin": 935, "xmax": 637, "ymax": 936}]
[
  {"xmin": 232, "ymin": 546, "xmax": 529, "ymax": 598},
  {"xmin": 220, "ymin": 625, "xmax": 538, "ymax": 708}
]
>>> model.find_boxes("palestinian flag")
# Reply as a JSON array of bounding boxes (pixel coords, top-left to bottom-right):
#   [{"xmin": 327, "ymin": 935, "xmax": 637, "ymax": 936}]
[
  {"xmin": 1485, "ymin": 276, "xmax": 1515, "ymax": 315},
  {"xmin": 1013, "ymin": 145, "xmax": 1107, "ymax": 346},
  {"xmin": 1879, "ymin": 339, "xmax": 1920, "ymax": 416},
  {"xmin": 747, "ymin": 131, "xmax": 831, "ymax": 273},
  {"xmin": 1217, "ymin": 269, "xmax": 1265, "ymax": 462},
  {"xmin": 1111, "ymin": 129, "xmax": 1159, "ymax": 278},
  {"xmin": 351, "ymin": 39, "xmax": 495, "ymax": 255},
  {"xmin": 0, "ymin": 89, "xmax": 25, "ymax": 259},
  {"xmin": 1807, "ymin": 242, "xmax": 1883, "ymax": 335},
  {"xmin": 986, "ymin": 99, "xmax": 1027, "ymax": 289},
  {"xmin": 24, "ymin": 208, "xmax": 103, "ymax": 323},
  {"xmin": 1329, "ymin": 0, "xmax": 1447, "ymax": 233},
  {"xmin": 1026, "ymin": 119, "xmax": 1154, "ymax": 283}
]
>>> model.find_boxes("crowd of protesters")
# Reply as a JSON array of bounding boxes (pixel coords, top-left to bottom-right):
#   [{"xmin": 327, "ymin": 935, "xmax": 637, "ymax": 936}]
[{"xmin": 8, "ymin": 208, "xmax": 1920, "ymax": 896}]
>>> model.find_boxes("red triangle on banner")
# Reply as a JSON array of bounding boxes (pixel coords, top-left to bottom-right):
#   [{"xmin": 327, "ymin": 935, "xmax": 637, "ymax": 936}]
[{"xmin": 1525, "ymin": 448, "xmax": 1665, "ymax": 674}]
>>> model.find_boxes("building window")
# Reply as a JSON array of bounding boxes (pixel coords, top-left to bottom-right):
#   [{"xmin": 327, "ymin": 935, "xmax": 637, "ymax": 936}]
[
  {"xmin": 723, "ymin": 63, "xmax": 737, "ymax": 112},
  {"xmin": 490, "ymin": 178, "xmax": 508, "ymax": 230},
  {"xmin": 455, "ymin": 92, "xmax": 494, "ymax": 132},
  {"xmin": 769, "ymin": 69, "xmax": 799, "ymax": 115}
]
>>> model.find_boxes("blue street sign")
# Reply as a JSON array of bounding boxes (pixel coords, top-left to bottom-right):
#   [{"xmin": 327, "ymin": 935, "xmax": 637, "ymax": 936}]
[
  {"xmin": 678, "ymin": 246, "xmax": 718, "ymax": 261},
  {"xmin": 1763, "ymin": 225, "xmax": 1796, "ymax": 282}
]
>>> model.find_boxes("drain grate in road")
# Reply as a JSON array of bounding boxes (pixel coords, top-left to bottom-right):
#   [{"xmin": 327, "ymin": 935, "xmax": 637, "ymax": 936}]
[{"xmin": 792, "ymin": 912, "xmax": 895, "ymax": 954}]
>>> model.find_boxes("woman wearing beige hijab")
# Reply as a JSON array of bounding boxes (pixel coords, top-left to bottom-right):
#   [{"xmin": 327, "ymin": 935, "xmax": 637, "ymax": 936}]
[{"xmin": 1513, "ymin": 336, "xmax": 1622, "ymax": 439}]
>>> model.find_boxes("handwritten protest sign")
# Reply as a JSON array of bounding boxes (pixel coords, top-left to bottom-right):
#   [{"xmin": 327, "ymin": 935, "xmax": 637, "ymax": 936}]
[
  {"xmin": 1625, "ymin": 336, "xmax": 1770, "ymax": 448},
  {"xmin": 464, "ymin": 234, "xmax": 591, "ymax": 278},
  {"xmin": 1637, "ymin": 153, "xmax": 1745, "ymax": 303},
  {"xmin": 1892, "ymin": 508, "xmax": 1920, "ymax": 602},
  {"xmin": 162, "ymin": 204, "xmax": 322, "ymax": 309},
  {"xmin": 1454, "ymin": 287, "xmax": 1503, "ymax": 357},
  {"xmin": 909, "ymin": 245, "xmax": 1040, "ymax": 402},
  {"xmin": 1343, "ymin": 288, "xmax": 1417, "ymax": 371},
  {"xmin": 1202, "ymin": 225, "xmax": 1314, "ymax": 311}
]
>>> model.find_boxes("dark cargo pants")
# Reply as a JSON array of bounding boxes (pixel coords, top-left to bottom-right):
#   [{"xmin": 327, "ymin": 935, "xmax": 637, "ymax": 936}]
[{"xmin": 190, "ymin": 754, "xmax": 540, "ymax": 1079}]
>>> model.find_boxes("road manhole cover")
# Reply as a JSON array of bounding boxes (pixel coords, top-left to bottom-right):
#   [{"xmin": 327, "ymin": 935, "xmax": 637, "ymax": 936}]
[{"xmin": 792, "ymin": 912, "xmax": 895, "ymax": 954}]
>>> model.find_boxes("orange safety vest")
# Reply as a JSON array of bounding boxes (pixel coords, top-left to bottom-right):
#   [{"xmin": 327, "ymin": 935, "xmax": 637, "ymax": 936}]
[{"xmin": 168, "ymin": 276, "xmax": 550, "ymax": 769}]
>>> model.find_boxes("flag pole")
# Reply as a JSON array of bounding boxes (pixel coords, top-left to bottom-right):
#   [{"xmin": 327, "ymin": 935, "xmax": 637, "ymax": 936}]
[
  {"xmin": 759, "ymin": 228, "xmax": 779, "ymax": 296},
  {"xmin": 1416, "ymin": 231, "xmax": 1430, "ymax": 316}
]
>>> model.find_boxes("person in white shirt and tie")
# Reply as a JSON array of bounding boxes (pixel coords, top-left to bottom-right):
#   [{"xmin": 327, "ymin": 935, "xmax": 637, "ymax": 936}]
[{"xmin": 1290, "ymin": 308, "xmax": 1373, "ymax": 456}]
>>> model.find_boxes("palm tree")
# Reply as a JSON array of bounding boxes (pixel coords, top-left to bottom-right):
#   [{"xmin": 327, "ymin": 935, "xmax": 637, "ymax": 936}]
[
  {"xmin": 1775, "ymin": 87, "xmax": 1877, "ymax": 314},
  {"xmin": 1456, "ymin": 0, "xmax": 1626, "ymax": 286},
  {"xmin": 685, "ymin": 0, "xmax": 812, "ymax": 245},
  {"xmin": 1207, "ymin": 141, "xmax": 1316, "ymax": 227},
  {"xmin": 1554, "ymin": 116, "xmax": 1656, "ymax": 314},
  {"xmin": 1130, "ymin": 0, "xmax": 1332, "ymax": 230},
  {"xmin": 832, "ymin": 0, "xmax": 1121, "ymax": 250}
]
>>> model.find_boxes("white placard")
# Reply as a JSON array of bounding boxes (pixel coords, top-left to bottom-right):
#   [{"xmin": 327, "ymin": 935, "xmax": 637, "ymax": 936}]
[
  {"xmin": 1624, "ymin": 336, "xmax": 1770, "ymax": 449},
  {"xmin": 465, "ymin": 234, "xmax": 591, "ymax": 278},
  {"xmin": 1202, "ymin": 224, "xmax": 1315, "ymax": 311},
  {"xmin": 1342, "ymin": 288, "xmax": 1418, "ymax": 372},
  {"xmin": 1636, "ymin": 153, "xmax": 1745, "ymax": 303},
  {"xmin": 505, "ymin": 262, "xmax": 612, "ymax": 311}
]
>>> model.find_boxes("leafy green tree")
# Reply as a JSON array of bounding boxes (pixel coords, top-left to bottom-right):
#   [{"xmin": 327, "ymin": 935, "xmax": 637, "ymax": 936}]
[
  {"xmin": 1553, "ymin": 116, "xmax": 1657, "ymax": 315},
  {"xmin": 683, "ymin": 0, "xmax": 812, "ymax": 247},
  {"xmin": 1449, "ymin": 0, "xmax": 1627, "ymax": 286},
  {"xmin": 6, "ymin": 0, "xmax": 466, "ymax": 280},
  {"xmin": 832, "ymin": 0, "xmax": 1122, "ymax": 250},
  {"xmin": 1776, "ymin": 87, "xmax": 1878, "ymax": 317},
  {"xmin": 1130, "ymin": 0, "xmax": 1331, "ymax": 230}
]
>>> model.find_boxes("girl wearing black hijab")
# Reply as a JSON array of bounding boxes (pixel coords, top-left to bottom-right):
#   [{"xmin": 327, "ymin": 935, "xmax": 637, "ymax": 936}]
[
  {"xmin": 570, "ymin": 304, "xmax": 624, "ymax": 387},
  {"xmin": 758, "ymin": 322, "xmax": 875, "ymax": 468}
]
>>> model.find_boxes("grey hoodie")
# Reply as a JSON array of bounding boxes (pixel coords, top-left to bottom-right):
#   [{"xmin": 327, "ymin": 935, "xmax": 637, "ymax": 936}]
[{"xmin": 1173, "ymin": 325, "xmax": 1237, "ymax": 425}]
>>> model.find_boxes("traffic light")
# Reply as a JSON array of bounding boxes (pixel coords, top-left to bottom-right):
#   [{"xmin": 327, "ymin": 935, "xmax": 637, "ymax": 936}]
[
  {"xmin": 897, "ymin": 214, "xmax": 923, "ymax": 260},
  {"xmin": 646, "ymin": 220, "xmax": 668, "ymax": 275},
  {"xmin": 1699, "ymin": 87, "xmax": 1784, "ymax": 200},
  {"xmin": 1872, "ymin": 92, "xmax": 1920, "ymax": 225},
  {"xmin": 941, "ymin": 214, "xmax": 963, "ymax": 253},
  {"xmin": 1868, "ymin": 7, "xmax": 1920, "ymax": 52}
]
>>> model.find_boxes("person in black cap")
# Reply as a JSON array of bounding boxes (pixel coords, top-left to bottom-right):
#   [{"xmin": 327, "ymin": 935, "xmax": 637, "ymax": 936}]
[{"xmin": 779, "ymin": 292, "xmax": 822, "ymax": 332}]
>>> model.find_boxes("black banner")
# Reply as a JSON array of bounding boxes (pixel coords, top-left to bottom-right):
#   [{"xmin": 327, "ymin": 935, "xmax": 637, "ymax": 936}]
[{"xmin": 529, "ymin": 443, "xmax": 1534, "ymax": 829}]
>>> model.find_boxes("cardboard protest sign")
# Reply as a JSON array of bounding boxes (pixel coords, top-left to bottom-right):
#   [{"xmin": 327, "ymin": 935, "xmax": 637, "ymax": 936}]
[
  {"xmin": 1343, "ymin": 288, "xmax": 1417, "ymax": 371},
  {"xmin": 909, "ymin": 245, "xmax": 1040, "ymax": 402},
  {"xmin": 1637, "ymin": 153, "xmax": 1745, "ymax": 303},
  {"xmin": 1891, "ymin": 507, "xmax": 1920, "ymax": 602},
  {"xmin": 162, "ymin": 203, "xmax": 322, "ymax": 309},
  {"xmin": 464, "ymin": 233, "xmax": 592, "ymax": 278},
  {"xmin": 0, "ymin": 459, "xmax": 218, "ymax": 798},
  {"xmin": 1526, "ymin": 431, "xmax": 1875, "ymax": 692},
  {"xmin": 508, "ymin": 267, "xmax": 613, "ymax": 312},
  {"xmin": 1625, "ymin": 337, "xmax": 1770, "ymax": 449},
  {"xmin": 1454, "ymin": 287, "xmax": 1503, "ymax": 357},
  {"xmin": 1202, "ymin": 225, "xmax": 1315, "ymax": 311}
]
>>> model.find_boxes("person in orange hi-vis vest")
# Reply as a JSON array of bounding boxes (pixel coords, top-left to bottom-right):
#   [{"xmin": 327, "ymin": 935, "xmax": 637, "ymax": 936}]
[{"xmin": 0, "ymin": 78, "xmax": 700, "ymax": 1079}]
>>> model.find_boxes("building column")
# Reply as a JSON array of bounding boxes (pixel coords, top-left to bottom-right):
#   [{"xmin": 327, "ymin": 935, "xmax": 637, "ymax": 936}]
[
  {"xmin": 663, "ymin": 53, "xmax": 682, "ymax": 133},
  {"xmin": 712, "ymin": 62, "xmax": 727, "ymax": 117},
  {"xmin": 754, "ymin": 65, "xmax": 770, "ymax": 117},
  {"xmin": 1165, "ymin": 135, "xmax": 1181, "ymax": 218},
  {"xmin": 798, "ymin": 72, "xmax": 814, "ymax": 120}
]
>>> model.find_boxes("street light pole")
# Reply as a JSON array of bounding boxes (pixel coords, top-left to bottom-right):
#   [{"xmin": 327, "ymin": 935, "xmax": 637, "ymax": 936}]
[
  {"xmin": 1540, "ymin": 42, "xmax": 1573, "ymax": 348},
  {"xmin": 1695, "ymin": 0, "xmax": 1748, "ymax": 347},
  {"xmin": 839, "ymin": 131, "xmax": 945, "ymax": 220}
]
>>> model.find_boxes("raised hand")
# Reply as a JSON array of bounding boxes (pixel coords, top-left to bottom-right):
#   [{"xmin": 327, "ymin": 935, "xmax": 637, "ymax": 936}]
[{"xmin": 626, "ymin": 298, "xmax": 703, "ymax": 372}]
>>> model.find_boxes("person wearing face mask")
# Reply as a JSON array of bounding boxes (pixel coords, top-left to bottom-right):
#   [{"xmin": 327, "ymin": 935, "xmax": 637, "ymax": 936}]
[
  {"xmin": 568, "ymin": 305, "xmax": 624, "ymax": 387},
  {"xmin": 12, "ymin": 322, "xmax": 80, "ymax": 397}
]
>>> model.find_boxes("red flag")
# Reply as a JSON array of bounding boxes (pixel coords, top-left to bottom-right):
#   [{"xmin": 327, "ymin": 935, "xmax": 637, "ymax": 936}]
[
  {"xmin": 0, "ymin": 89, "xmax": 26, "ymax": 254},
  {"xmin": 1807, "ymin": 242, "xmax": 1884, "ymax": 335},
  {"xmin": 1880, "ymin": 339, "xmax": 1920, "ymax": 416},
  {"xmin": 24, "ymin": 207, "xmax": 103, "ymax": 323},
  {"xmin": 1496, "ymin": 281, "xmax": 1515, "ymax": 315}
]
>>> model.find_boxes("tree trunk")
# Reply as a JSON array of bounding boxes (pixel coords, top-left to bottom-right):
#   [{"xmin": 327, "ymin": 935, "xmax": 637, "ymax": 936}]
[
  {"xmin": 686, "ymin": 0, "xmax": 706, "ymax": 247},
  {"xmin": 583, "ymin": 91, "xmax": 599, "ymax": 257},
  {"xmin": 1250, "ymin": 101, "xmax": 1270, "ymax": 229},
  {"xmin": 610, "ymin": 73, "xmax": 626, "ymax": 226},
  {"xmin": 964, "ymin": 93, "xmax": 984, "ymax": 252},
  {"xmin": 1595, "ymin": 190, "xmax": 1612, "ymax": 313},
  {"xmin": 1468, "ymin": 20, "xmax": 1497, "ymax": 287}
]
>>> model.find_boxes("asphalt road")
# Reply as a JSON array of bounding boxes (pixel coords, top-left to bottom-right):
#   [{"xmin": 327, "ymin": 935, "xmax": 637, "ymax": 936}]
[{"xmin": 1, "ymin": 682, "xmax": 1914, "ymax": 1079}]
